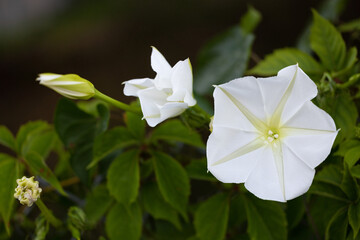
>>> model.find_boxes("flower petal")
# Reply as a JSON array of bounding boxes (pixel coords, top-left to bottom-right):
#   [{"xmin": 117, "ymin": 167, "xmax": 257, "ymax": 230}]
[
  {"xmin": 212, "ymin": 86, "xmax": 259, "ymax": 132},
  {"xmin": 218, "ymin": 77, "xmax": 268, "ymax": 125},
  {"xmin": 245, "ymin": 142, "xmax": 315, "ymax": 201},
  {"xmin": 282, "ymin": 133, "xmax": 337, "ymax": 169},
  {"xmin": 282, "ymin": 101, "xmax": 336, "ymax": 131},
  {"xmin": 159, "ymin": 102, "xmax": 188, "ymax": 122},
  {"xmin": 271, "ymin": 143, "xmax": 285, "ymax": 201},
  {"xmin": 207, "ymin": 127, "xmax": 263, "ymax": 183},
  {"xmin": 123, "ymin": 78, "xmax": 154, "ymax": 97},
  {"xmin": 37, "ymin": 73, "xmax": 62, "ymax": 82},
  {"xmin": 281, "ymin": 101, "xmax": 338, "ymax": 168},
  {"xmin": 274, "ymin": 65, "xmax": 318, "ymax": 126},
  {"xmin": 138, "ymin": 87, "xmax": 187, "ymax": 127},
  {"xmin": 138, "ymin": 87, "xmax": 168, "ymax": 125},
  {"xmin": 244, "ymin": 146, "xmax": 285, "ymax": 202},
  {"xmin": 151, "ymin": 47, "xmax": 172, "ymax": 89},
  {"xmin": 282, "ymin": 144, "xmax": 315, "ymax": 200},
  {"xmin": 167, "ymin": 59, "xmax": 196, "ymax": 106},
  {"xmin": 216, "ymin": 80, "xmax": 268, "ymax": 132}
]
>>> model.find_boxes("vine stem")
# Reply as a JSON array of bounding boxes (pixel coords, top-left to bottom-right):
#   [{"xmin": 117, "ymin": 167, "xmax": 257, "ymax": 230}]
[
  {"xmin": 43, "ymin": 177, "xmax": 80, "ymax": 193},
  {"xmin": 36, "ymin": 199, "xmax": 62, "ymax": 228},
  {"xmin": 94, "ymin": 89, "xmax": 141, "ymax": 114}
]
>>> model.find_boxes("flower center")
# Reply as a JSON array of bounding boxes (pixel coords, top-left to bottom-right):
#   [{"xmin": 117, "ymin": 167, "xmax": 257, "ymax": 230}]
[
  {"xmin": 267, "ymin": 130, "xmax": 279, "ymax": 142},
  {"xmin": 263, "ymin": 129, "xmax": 279, "ymax": 145}
]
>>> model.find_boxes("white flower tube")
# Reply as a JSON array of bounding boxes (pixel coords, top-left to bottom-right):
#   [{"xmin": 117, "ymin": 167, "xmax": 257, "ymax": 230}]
[
  {"xmin": 37, "ymin": 73, "xmax": 95, "ymax": 100},
  {"xmin": 123, "ymin": 47, "xmax": 196, "ymax": 127},
  {"xmin": 207, "ymin": 64, "xmax": 338, "ymax": 202}
]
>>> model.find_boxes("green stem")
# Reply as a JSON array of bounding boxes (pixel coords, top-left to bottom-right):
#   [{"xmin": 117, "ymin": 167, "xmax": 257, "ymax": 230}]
[
  {"xmin": 94, "ymin": 89, "xmax": 141, "ymax": 114},
  {"xmin": 36, "ymin": 199, "xmax": 62, "ymax": 228},
  {"xmin": 193, "ymin": 104, "xmax": 211, "ymax": 119},
  {"xmin": 336, "ymin": 73, "xmax": 360, "ymax": 89}
]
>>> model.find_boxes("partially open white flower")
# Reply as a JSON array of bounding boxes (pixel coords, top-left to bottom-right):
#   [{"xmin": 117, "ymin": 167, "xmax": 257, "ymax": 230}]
[
  {"xmin": 207, "ymin": 64, "xmax": 338, "ymax": 202},
  {"xmin": 123, "ymin": 47, "xmax": 196, "ymax": 127},
  {"xmin": 37, "ymin": 73, "xmax": 95, "ymax": 100}
]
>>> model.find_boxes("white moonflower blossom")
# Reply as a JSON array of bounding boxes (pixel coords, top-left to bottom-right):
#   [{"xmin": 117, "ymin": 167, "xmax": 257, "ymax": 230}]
[
  {"xmin": 207, "ymin": 64, "xmax": 338, "ymax": 202},
  {"xmin": 123, "ymin": 47, "xmax": 196, "ymax": 127}
]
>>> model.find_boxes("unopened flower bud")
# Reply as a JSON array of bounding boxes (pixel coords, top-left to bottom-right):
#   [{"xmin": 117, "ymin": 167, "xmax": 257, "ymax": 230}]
[
  {"xmin": 14, "ymin": 176, "xmax": 42, "ymax": 207},
  {"xmin": 37, "ymin": 73, "xmax": 95, "ymax": 100}
]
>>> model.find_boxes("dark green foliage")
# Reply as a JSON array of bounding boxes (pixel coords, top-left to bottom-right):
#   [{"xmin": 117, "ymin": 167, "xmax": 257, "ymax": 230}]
[
  {"xmin": 55, "ymin": 98, "xmax": 109, "ymax": 182},
  {"xmin": 194, "ymin": 25, "xmax": 255, "ymax": 95},
  {"xmin": 244, "ymin": 195, "xmax": 287, "ymax": 240},
  {"xmin": 107, "ymin": 150, "xmax": 140, "ymax": 204},
  {"xmin": 106, "ymin": 202, "xmax": 142, "ymax": 240},
  {"xmin": 194, "ymin": 193, "xmax": 230, "ymax": 240},
  {"xmin": 152, "ymin": 151, "xmax": 190, "ymax": 220}
]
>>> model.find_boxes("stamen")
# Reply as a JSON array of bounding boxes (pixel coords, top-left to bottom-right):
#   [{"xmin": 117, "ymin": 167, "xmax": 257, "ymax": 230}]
[{"xmin": 265, "ymin": 129, "xmax": 280, "ymax": 144}]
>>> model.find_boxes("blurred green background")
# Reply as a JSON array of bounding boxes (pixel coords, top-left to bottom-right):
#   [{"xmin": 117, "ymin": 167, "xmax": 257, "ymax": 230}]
[{"xmin": 1, "ymin": 0, "xmax": 359, "ymax": 131}]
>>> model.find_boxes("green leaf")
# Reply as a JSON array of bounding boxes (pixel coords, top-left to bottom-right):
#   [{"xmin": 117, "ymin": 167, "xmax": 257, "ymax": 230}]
[
  {"xmin": 141, "ymin": 181, "xmax": 181, "ymax": 229},
  {"xmin": 239, "ymin": 6, "xmax": 261, "ymax": 33},
  {"xmin": 0, "ymin": 126, "xmax": 16, "ymax": 151},
  {"xmin": 152, "ymin": 151, "xmax": 190, "ymax": 220},
  {"xmin": 351, "ymin": 165, "xmax": 360, "ymax": 179},
  {"xmin": 125, "ymin": 111, "xmax": 146, "ymax": 140},
  {"xmin": 310, "ymin": 196, "xmax": 348, "ymax": 236},
  {"xmin": 21, "ymin": 128, "xmax": 57, "ymax": 159},
  {"xmin": 248, "ymin": 48, "xmax": 324, "ymax": 78},
  {"xmin": 150, "ymin": 120, "xmax": 204, "ymax": 148},
  {"xmin": 228, "ymin": 195, "xmax": 247, "ymax": 228},
  {"xmin": 310, "ymin": 10, "xmax": 346, "ymax": 71},
  {"xmin": 16, "ymin": 121, "xmax": 49, "ymax": 155},
  {"xmin": 194, "ymin": 26, "xmax": 254, "ymax": 95},
  {"xmin": 325, "ymin": 207, "xmax": 348, "ymax": 240},
  {"xmin": 107, "ymin": 150, "xmax": 139, "ymax": 205},
  {"xmin": 341, "ymin": 163, "xmax": 358, "ymax": 201},
  {"xmin": 286, "ymin": 197, "xmax": 305, "ymax": 229},
  {"xmin": 329, "ymin": 91, "xmax": 358, "ymax": 144},
  {"xmin": 296, "ymin": 0, "xmax": 348, "ymax": 53},
  {"xmin": 344, "ymin": 146, "xmax": 360, "ymax": 167},
  {"xmin": 243, "ymin": 194, "xmax": 287, "ymax": 240},
  {"xmin": 25, "ymin": 152, "xmax": 66, "ymax": 196},
  {"xmin": 335, "ymin": 139, "xmax": 360, "ymax": 157},
  {"xmin": 349, "ymin": 202, "xmax": 360, "ymax": 239},
  {"xmin": 89, "ymin": 126, "xmax": 138, "ymax": 168},
  {"xmin": 140, "ymin": 159, "xmax": 153, "ymax": 179},
  {"xmin": 339, "ymin": 18, "xmax": 360, "ymax": 32},
  {"xmin": 84, "ymin": 185, "xmax": 113, "ymax": 226},
  {"xmin": 185, "ymin": 159, "xmax": 216, "ymax": 181},
  {"xmin": 0, "ymin": 155, "xmax": 20, "ymax": 234},
  {"xmin": 315, "ymin": 164, "xmax": 343, "ymax": 187},
  {"xmin": 34, "ymin": 215, "xmax": 49, "ymax": 240},
  {"xmin": 77, "ymin": 99, "xmax": 109, "ymax": 117},
  {"xmin": 309, "ymin": 181, "xmax": 349, "ymax": 202},
  {"xmin": 55, "ymin": 99, "xmax": 109, "ymax": 182},
  {"xmin": 342, "ymin": 47, "xmax": 358, "ymax": 70},
  {"xmin": 155, "ymin": 220, "xmax": 195, "ymax": 240},
  {"xmin": 55, "ymin": 99, "xmax": 108, "ymax": 147},
  {"xmin": 67, "ymin": 206, "xmax": 86, "ymax": 240},
  {"xmin": 106, "ymin": 202, "xmax": 142, "ymax": 240},
  {"xmin": 347, "ymin": 231, "xmax": 360, "ymax": 240},
  {"xmin": 194, "ymin": 193, "xmax": 229, "ymax": 240}
]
